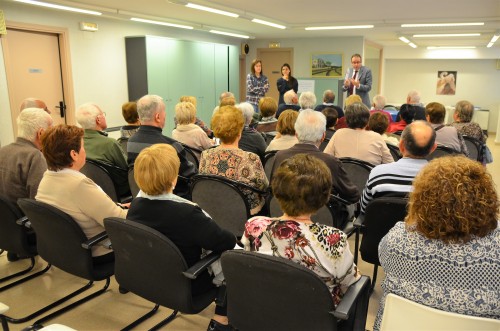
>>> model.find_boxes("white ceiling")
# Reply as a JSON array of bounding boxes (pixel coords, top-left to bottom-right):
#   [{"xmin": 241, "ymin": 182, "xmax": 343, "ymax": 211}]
[{"xmin": 13, "ymin": 0, "xmax": 500, "ymax": 48}]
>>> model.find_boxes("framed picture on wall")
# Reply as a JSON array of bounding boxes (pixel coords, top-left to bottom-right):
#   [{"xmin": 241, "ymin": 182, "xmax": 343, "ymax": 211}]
[
  {"xmin": 436, "ymin": 70, "xmax": 457, "ymax": 95},
  {"xmin": 311, "ymin": 53, "xmax": 343, "ymax": 78}
]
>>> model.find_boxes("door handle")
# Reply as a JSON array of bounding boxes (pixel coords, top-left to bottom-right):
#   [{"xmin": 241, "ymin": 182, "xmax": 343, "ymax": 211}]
[{"xmin": 55, "ymin": 101, "xmax": 66, "ymax": 118}]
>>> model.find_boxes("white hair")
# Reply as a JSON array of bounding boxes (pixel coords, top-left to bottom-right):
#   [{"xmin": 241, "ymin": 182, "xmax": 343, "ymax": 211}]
[
  {"xmin": 284, "ymin": 90, "xmax": 297, "ymax": 104},
  {"xmin": 17, "ymin": 108, "xmax": 53, "ymax": 141},
  {"xmin": 76, "ymin": 103, "xmax": 101, "ymax": 129},
  {"xmin": 299, "ymin": 91, "xmax": 317, "ymax": 110},
  {"xmin": 137, "ymin": 95, "xmax": 164, "ymax": 122},
  {"xmin": 294, "ymin": 109, "xmax": 326, "ymax": 143},
  {"xmin": 407, "ymin": 90, "xmax": 421, "ymax": 104},
  {"xmin": 236, "ymin": 102, "xmax": 255, "ymax": 125},
  {"xmin": 372, "ymin": 95, "xmax": 386, "ymax": 109}
]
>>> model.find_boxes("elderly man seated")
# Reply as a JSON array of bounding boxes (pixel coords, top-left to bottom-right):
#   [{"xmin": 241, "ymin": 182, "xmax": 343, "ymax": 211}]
[{"xmin": 276, "ymin": 90, "xmax": 300, "ymax": 118}]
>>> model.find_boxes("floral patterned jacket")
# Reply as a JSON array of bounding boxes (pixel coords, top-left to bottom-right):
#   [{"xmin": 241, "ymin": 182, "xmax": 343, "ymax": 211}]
[{"xmin": 242, "ymin": 216, "xmax": 360, "ymax": 306}]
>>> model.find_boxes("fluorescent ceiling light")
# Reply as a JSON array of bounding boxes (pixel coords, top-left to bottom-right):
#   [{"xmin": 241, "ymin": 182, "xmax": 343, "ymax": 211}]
[
  {"xmin": 402, "ymin": 22, "xmax": 484, "ymax": 28},
  {"xmin": 427, "ymin": 46, "xmax": 476, "ymax": 49},
  {"xmin": 186, "ymin": 3, "xmax": 238, "ymax": 18},
  {"xmin": 251, "ymin": 19, "xmax": 286, "ymax": 29},
  {"xmin": 413, "ymin": 33, "xmax": 481, "ymax": 38},
  {"xmin": 209, "ymin": 30, "xmax": 249, "ymax": 39},
  {"xmin": 14, "ymin": 0, "xmax": 102, "ymax": 15},
  {"xmin": 398, "ymin": 36, "xmax": 410, "ymax": 43},
  {"xmin": 131, "ymin": 18, "xmax": 193, "ymax": 29},
  {"xmin": 305, "ymin": 25, "xmax": 374, "ymax": 31},
  {"xmin": 487, "ymin": 42, "xmax": 494, "ymax": 48},
  {"xmin": 408, "ymin": 42, "xmax": 417, "ymax": 48},
  {"xmin": 490, "ymin": 34, "xmax": 500, "ymax": 43}
]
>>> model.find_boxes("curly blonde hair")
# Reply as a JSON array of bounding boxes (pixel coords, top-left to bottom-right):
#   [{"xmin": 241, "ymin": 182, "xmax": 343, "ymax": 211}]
[
  {"xmin": 211, "ymin": 105, "xmax": 244, "ymax": 144},
  {"xmin": 406, "ymin": 155, "xmax": 498, "ymax": 243}
]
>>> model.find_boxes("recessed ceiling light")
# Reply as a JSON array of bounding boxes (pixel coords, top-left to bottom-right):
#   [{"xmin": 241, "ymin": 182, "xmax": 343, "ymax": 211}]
[
  {"xmin": 402, "ymin": 22, "xmax": 484, "ymax": 28},
  {"xmin": 251, "ymin": 19, "xmax": 286, "ymax": 30},
  {"xmin": 427, "ymin": 46, "xmax": 476, "ymax": 49},
  {"xmin": 408, "ymin": 43, "xmax": 417, "ymax": 48},
  {"xmin": 14, "ymin": 0, "xmax": 102, "ymax": 15},
  {"xmin": 305, "ymin": 25, "xmax": 374, "ymax": 31},
  {"xmin": 413, "ymin": 33, "xmax": 481, "ymax": 38},
  {"xmin": 185, "ymin": 3, "xmax": 238, "ymax": 18},
  {"xmin": 209, "ymin": 30, "xmax": 249, "ymax": 39},
  {"xmin": 487, "ymin": 42, "xmax": 494, "ymax": 48},
  {"xmin": 131, "ymin": 18, "xmax": 193, "ymax": 29},
  {"xmin": 398, "ymin": 36, "xmax": 410, "ymax": 43}
]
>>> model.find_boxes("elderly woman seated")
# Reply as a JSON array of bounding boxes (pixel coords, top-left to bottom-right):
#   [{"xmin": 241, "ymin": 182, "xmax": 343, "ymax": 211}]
[
  {"xmin": 324, "ymin": 102, "xmax": 394, "ymax": 165},
  {"xmin": 242, "ymin": 154, "xmax": 360, "ymax": 306},
  {"xmin": 266, "ymin": 109, "xmax": 299, "ymax": 152},
  {"xmin": 172, "ymin": 101, "xmax": 214, "ymax": 157},
  {"xmin": 368, "ymin": 112, "xmax": 399, "ymax": 146},
  {"xmin": 36, "ymin": 125, "xmax": 128, "ymax": 263},
  {"xmin": 199, "ymin": 105, "xmax": 269, "ymax": 215},
  {"xmin": 374, "ymin": 156, "xmax": 499, "ymax": 330},
  {"xmin": 449, "ymin": 100, "xmax": 486, "ymax": 143},
  {"xmin": 256, "ymin": 97, "xmax": 278, "ymax": 133},
  {"xmin": 127, "ymin": 144, "xmax": 236, "ymax": 330},
  {"xmin": 120, "ymin": 101, "xmax": 140, "ymax": 139}
]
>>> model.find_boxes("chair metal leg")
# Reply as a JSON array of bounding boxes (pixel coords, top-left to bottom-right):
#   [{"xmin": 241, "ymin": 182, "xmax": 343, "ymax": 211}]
[
  {"xmin": 353, "ymin": 229, "xmax": 360, "ymax": 265},
  {"xmin": 149, "ymin": 310, "xmax": 178, "ymax": 331},
  {"xmin": 121, "ymin": 304, "xmax": 160, "ymax": 331},
  {"xmin": 371, "ymin": 265, "xmax": 378, "ymax": 294},
  {"xmin": 1, "ymin": 316, "xmax": 9, "ymax": 331},
  {"xmin": 0, "ymin": 262, "xmax": 51, "ymax": 292}
]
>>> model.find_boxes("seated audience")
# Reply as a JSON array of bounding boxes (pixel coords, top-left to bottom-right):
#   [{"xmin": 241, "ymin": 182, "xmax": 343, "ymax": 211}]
[
  {"xmin": 425, "ymin": 102, "xmax": 468, "ymax": 156},
  {"xmin": 324, "ymin": 102, "xmax": 393, "ymax": 165},
  {"xmin": 36, "ymin": 125, "xmax": 127, "ymax": 261},
  {"xmin": 172, "ymin": 101, "xmax": 214, "ymax": 157},
  {"xmin": 276, "ymin": 90, "xmax": 300, "ymax": 118},
  {"xmin": 120, "ymin": 101, "xmax": 140, "ymax": 139},
  {"xmin": 212, "ymin": 93, "xmax": 237, "ymax": 116},
  {"xmin": 397, "ymin": 90, "xmax": 426, "ymax": 121},
  {"xmin": 20, "ymin": 97, "xmax": 51, "ymax": 114},
  {"xmin": 76, "ymin": 102, "xmax": 130, "ymax": 198},
  {"xmin": 178, "ymin": 96, "xmax": 213, "ymax": 138},
  {"xmin": 335, "ymin": 94, "xmax": 362, "ymax": 130},
  {"xmin": 127, "ymin": 144, "xmax": 236, "ymax": 331},
  {"xmin": 272, "ymin": 109, "xmax": 359, "ymax": 205},
  {"xmin": 322, "ymin": 107, "xmax": 338, "ymax": 140},
  {"xmin": 360, "ymin": 121, "xmax": 436, "ymax": 214},
  {"xmin": 387, "ymin": 104, "xmax": 416, "ymax": 133},
  {"xmin": 127, "ymin": 95, "xmax": 197, "ymax": 199},
  {"xmin": 199, "ymin": 106, "xmax": 268, "ymax": 215},
  {"xmin": 370, "ymin": 95, "xmax": 393, "ymax": 123},
  {"xmin": 256, "ymin": 97, "xmax": 278, "ymax": 133},
  {"xmin": 449, "ymin": 100, "xmax": 486, "ymax": 143},
  {"xmin": 298, "ymin": 91, "xmax": 316, "ymax": 111},
  {"xmin": 374, "ymin": 156, "xmax": 500, "ymax": 330},
  {"xmin": 236, "ymin": 102, "xmax": 267, "ymax": 164},
  {"xmin": 242, "ymin": 154, "xmax": 361, "ymax": 306},
  {"xmin": 315, "ymin": 90, "xmax": 344, "ymax": 118},
  {"xmin": 266, "ymin": 110, "xmax": 299, "ymax": 152},
  {"xmin": 0, "ymin": 108, "xmax": 52, "ymax": 261},
  {"xmin": 368, "ymin": 112, "xmax": 399, "ymax": 146}
]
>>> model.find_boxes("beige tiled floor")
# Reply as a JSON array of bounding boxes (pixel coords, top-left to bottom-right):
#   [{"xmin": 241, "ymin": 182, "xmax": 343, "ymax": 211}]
[{"xmin": 1, "ymin": 136, "xmax": 499, "ymax": 331}]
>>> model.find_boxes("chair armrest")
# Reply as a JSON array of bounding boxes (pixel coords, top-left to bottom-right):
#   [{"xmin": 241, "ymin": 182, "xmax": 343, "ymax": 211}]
[
  {"xmin": 330, "ymin": 194, "xmax": 350, "ymax": 206},
  {"xmin": 182, "ymin": 252, "xmax": 221, "ymax": 280},
  {"xmin": 353, "ymin": 214, "xmax": 365, "ymax": 228},
  {"xmin": 16, "ymin": 215, "xmax": 31, "ymax": 229},
  {"xmin": 81, "ymin": 232, "xmax": 109, "ymax": 250},
  {"xmin": 332, "ymin": 276, "xmax": 370, "ymax": 320}
]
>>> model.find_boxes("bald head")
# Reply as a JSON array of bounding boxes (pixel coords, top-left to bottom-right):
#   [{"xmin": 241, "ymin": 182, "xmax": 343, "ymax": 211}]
[
  {"xmin": 400, "ymin": 120, "xmax": 436, "ymax": 158},
  {"xmin": 20, "ymin": 98, "xmax": 50, "ymax": 114}
]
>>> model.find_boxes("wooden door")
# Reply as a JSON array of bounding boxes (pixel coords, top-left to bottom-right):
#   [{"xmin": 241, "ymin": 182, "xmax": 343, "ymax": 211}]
[{"xmin": 256, "ymin": 48, "xmax": 294, "ymax": 103}]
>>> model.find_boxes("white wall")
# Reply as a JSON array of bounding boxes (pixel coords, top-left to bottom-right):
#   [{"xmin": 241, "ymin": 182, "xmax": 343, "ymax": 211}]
[
  {"xmin": 0, "ymin": 2, "xmax": 239, "ymax": 145},
  {"xmin": 383, "ymin": 59, "xmax": 500, "ymax": 132}
]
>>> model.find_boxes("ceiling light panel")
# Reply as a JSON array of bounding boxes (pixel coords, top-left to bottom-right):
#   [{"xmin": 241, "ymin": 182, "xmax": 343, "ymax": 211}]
[
  {"xmin": 14, "ymin": 0, "xmax": 102, "ymax": 15},
  {"xmin": 131, "ymin": 18, "xmax": 193, "ymax": 29},
  {"xmin": 209, "ymin": 30, "xmax": 249, "ymax": 39},
  {"xmin": 185, "ymin": 3, "xmax": 238, "ymax": 18},
  {"xmin": 251, "ymin": 19, "xmax": 286, "ymax": 29},
  {"xmin": 305, "ymin": 25, "xmax": 374, "ymax": 31},
  {"xmin": 427, "ymin": 46, "xmax": 476, "ymax": 49},
  {"xmin": 413, "ymin": 33, "xmax": 481, "ymax": 38},
  {"xmin": 402, "ymin": 22, "xmax": 484, "ymax": 28}
]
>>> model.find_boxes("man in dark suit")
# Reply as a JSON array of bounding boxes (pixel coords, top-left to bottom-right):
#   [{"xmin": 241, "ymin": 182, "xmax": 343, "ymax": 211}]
[
  {"xmin": 314, "ymin": 89, "xmax": 344, "ymax": 118},
  {"xmin": 343, "ymin": 53, "xmax": 372, "ymax": 108}
]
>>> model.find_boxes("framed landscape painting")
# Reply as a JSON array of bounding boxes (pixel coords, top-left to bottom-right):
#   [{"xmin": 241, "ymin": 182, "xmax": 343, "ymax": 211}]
[{"xmin": 311, "ymin": 53, "xmax": 343, "ymax": 78}]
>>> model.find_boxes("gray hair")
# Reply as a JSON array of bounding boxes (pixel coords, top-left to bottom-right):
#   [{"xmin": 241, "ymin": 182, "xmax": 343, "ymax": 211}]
[
  {"xmin": 137, "ymin": 95, "xmax": 164, "ymax": 122},
  {"xmin": 345, "ymin": 102, "xmax": 370, "ymax": 129},
  {"xmin": 299, "ymin": 91, "xmax": 317, "ymax": 110},
  {"xmin": 17, "ymin": 108, "xmax": 53, "ymax": 141},
  {"xmin": 407, "ymin": 90, "xmax": 421, "ymax": 104},
  {"xmin": 236, "ymin": 102, "xmax": 254, "ymax": 125},
  {"xmin": 401, "ymin": 120, "xmax": 436, "ymax": 157},
  {"xmin": 455, "ymin": 100, "xmax": 474, "ymax": 122},
  {"xmin": 372, "ymin": 94, "xmax": 386, "ymax": 109},
  {"xmin": 219, "ymin": 91, "xmax": 234, "ymax": 102},
  {"xmin": 76, "ymin": 103, "xmax": 101, "ymax": 129},
  {"xmin": 284, "ymin": 90, "xmax": 297, "ymax": 104},
  {"xmin": 323, "ymin": 90, "xmax": 335, "ymax": 103},
  {"xmin": 294, "ymin": 109, "xmax": 326, "ymax": 143}
]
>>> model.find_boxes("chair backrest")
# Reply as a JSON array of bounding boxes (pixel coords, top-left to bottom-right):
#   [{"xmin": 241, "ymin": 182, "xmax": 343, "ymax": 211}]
[
  {"xmin": 0, "ymin": 196, "xmax": 36, "ymax": 256},
  {"xmin": 380, "ymin": 293, "xmax": 500, "ymax": 331},
  {"xmin": 190, "ymin": 175, "xmax": 251, "ymax": 236},
  {"xmin": 264, "ymin": 132, "xmax": 277, "ymax": 146},
  {"xmin": 319, "ymin": 138, "xmax": 330, "ymax": 151},
  {"xmin": 117, "ymin": 137, "xmax": 128, "ymax": 153},
  {"xmin": 269, "ymin": 195, "xmax": 335, "ymax": 227},
  {"xmin": 180, "ymin": 143, "xmax": 201, "ymax": 168},
  {"xmin": 104, "ymin": 217, "xmax": 213, "ymax": 313},
  {"xmin": 17, "ymin": 199, "xmax": 100, "ymax": 280},
  {"xmin": 425, "ymin": 145, "xmax": 461, "ymax": 161},
  {"xmin": 386, "ymin": 143, "xmax": 402, "ymax": 161},
  {"xmin": 128, "ymin": 166, "xmax": 140, "ymax": 198},
  {"xmin": 359, "ymin": 197, "xmax": 408, "ymax": 265},
  {"xmin": 80, "ymin": 159, "xmax": 119, "ymax": 202},
  {"xmin": 263, "ymin": 151, "xmax": 277, "ymax": 181},
  {"xmin": 462, "ymin": 135, "xmax": 483, "ymax": 162},
  {"xmin": 339, "ymin": 157, "xmax": 375, "ymax": 194}
]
